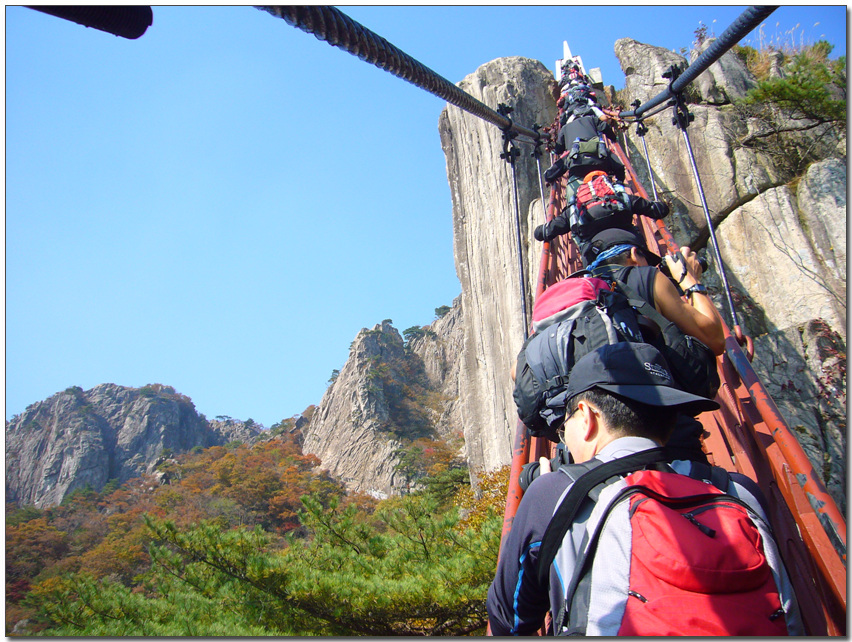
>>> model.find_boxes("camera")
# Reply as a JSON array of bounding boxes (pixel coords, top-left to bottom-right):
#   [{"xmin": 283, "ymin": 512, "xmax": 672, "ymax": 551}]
[
  {"xmin": 659, "ymin": 252, "xmax": 709, "ymax": 282},
  {"xmin": 519, "ymin": 444, "xmax": 573, "ymax": 491}
]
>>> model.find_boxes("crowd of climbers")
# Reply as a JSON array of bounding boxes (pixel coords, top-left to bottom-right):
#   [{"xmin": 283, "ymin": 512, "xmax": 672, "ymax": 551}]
[{"xmin": 487, "ymin": 60, "xmax": 804, "ymax": 636}]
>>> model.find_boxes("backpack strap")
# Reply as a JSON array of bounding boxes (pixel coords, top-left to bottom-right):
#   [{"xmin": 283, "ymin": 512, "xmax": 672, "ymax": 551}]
[
  {"xmin": 610, "ymin": 277, "xmax": 670, "ymax": 331},
  {"xmin": 687, "ymin": 460, "xmax": 731, "ymax": 493},
  {"xmin": 535, "ymin": 447, "xmax": 669, "ymax": 586}
]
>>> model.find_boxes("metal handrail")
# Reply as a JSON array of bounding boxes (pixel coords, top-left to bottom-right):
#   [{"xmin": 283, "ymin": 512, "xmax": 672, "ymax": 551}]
[{"xmin": 620, "ymin": 5, "xmax": 778, "ymax": 119}]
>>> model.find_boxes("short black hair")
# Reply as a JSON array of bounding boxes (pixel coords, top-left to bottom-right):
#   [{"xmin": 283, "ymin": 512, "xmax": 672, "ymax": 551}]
[{"xmin": 566, "ymin": 387, "xmax": 677, "ymax": 443}]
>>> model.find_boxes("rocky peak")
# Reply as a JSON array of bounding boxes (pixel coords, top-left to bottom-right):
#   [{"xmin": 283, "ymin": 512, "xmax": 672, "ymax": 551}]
[
  {"xmin": 302, "ymin": 305, "xmax": 463, "ymax": 498},
  {"xmin": 439, "ymin": 56, "xmax": 557, "ymax": 472},
  {"xmin": 5, "ymin": 383, "xmax": 262, "ymax": 507}
]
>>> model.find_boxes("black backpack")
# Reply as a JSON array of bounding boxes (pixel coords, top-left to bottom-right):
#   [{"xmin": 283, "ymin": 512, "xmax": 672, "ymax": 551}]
[
  {"xmin": 610, "ymin": 277, "xmax": 720, "ymax": 405},
  {"xmin": 513, "ymin": 277, "xmax": 719, "ymax": 441},
  {"xmin": 565, "ymin": 136, "xmax": 626, "ymax": 181},
  {"xmin": 513, "ymin": 285, "xmax": 645, "ymax": 441},
  {"xmin": 559, "ymin": 103, "xmax": 598, "ymax": 126}
]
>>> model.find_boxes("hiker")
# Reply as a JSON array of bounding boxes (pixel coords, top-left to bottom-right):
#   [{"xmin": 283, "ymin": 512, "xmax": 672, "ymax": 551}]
[
  {"xmin": 488, "ymin": 342, "xmax": 803, "ymax": 636},
  {"xmin": 583, "ymin": 227, "xmax": 726, "ymax": 462},
  {"xmin": 558, "ymin": 82, "xmax": 597, "ymax": 113},
  {"xmin": 554, "ymin": 112, "xmax": 617, "ymax": 158},
  {"xmin": 544, "ymin": 113, "xmax": 626, "ymax": 191},
  {"xmin": 514, "ymin": 226, "xmax": 722, "ymax": 461},
  {"xmin": 533, "ymin": 172, "xmax": 670, "ymax": 245},
  {"xmin": 558, "ymin": 61, "xmax": 589, "ymax": 89},
  {"xmin": 583, "ymin": 227, "xmax": 725, "ymax": 356}
]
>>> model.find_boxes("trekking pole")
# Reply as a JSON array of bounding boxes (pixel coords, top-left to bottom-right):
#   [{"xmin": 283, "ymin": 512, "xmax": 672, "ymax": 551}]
[
  {"xmin": 499, "ymin": 104, "xmax": 530, "ymax": 340},
  {"xmin": 666, "ymin": 66, "xmax": 740, "ymax": 330}
]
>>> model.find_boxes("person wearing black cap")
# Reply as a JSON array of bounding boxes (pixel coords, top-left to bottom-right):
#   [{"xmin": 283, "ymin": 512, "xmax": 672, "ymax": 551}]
[
  {"xmin": 486, "ymin": 342, "xmax": 799, "ymax": 636},
  {"xmin": 578, "ymin": 226, "xmax": 726, "ymax": 464},
  {"xmin": 583, "ymin": 227, "xmax": 725, "ymax": 356}
]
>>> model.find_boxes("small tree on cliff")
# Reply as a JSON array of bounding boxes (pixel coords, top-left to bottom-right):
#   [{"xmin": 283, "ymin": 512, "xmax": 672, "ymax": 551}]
[
  {"xmin": 732, "ymin": 41, "xmax": 846, "ymax": 172},
  {"xmin": 434, "ymin": 305, "xmax": 452, "ymax": 319}
]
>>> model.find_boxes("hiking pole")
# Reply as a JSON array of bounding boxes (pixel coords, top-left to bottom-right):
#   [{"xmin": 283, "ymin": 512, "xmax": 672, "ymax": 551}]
[
  {"xmin": 499, "ymin": 104, "xmax": 530, "ymax": 340},
  {"xmin": 667, "ymin": 67, "xmax": 740, "ymax": 330}
]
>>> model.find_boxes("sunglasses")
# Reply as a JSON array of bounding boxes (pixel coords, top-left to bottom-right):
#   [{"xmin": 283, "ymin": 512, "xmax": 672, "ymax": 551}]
[{"xmin": 557, "ymin": 406, "xmax": 582, "ymax": 443}]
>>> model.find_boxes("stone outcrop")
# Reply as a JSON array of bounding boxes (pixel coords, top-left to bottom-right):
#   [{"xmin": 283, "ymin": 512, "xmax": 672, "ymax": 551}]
[
  {"xmin": 302, "ymin": 304, "xmax": 463, "ymax": 498},
  {"xmin": 715, "ymin": 163, "xmax": 846, "ymax": 337},
  {"xmin": 406, "ymin": 299, "xmax": 465, "ymax": 445},
  {"xmin": 5, "ymin": 383, "xmax": 261, "ymax": 507},
  {"xmin": 690, "ymin": 38, "xmax": 758, "ymax": 105},
  {"xmin": 438, "ymin": 57, "xmax": 557, "ymax": 471},
  {"xmin": 749, "ymin": 320, "xmax": 846, "ymax": 514}
]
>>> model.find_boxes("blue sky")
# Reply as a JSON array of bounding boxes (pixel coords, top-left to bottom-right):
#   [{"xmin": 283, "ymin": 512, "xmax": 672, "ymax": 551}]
[{"xmin": 6, "ymin": 5, "xmax": 846, "ymax": 428}]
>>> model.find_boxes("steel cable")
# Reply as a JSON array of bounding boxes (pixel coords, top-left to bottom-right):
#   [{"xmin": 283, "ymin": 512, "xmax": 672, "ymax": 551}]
[
  {"xmin": 260, "ymin": 5, "xmax": 542, "ymax": 142},
  {"xmin": 620, "ymin": 5, "xmax": 778, "ymax": 119}
]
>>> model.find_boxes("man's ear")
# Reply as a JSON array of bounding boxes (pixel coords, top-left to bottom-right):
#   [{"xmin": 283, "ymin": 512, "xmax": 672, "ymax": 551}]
[
  {"xmin": 629, "ymin": 246, "xmax": 644, "ymax": 266},
  {"xmin": 577, "ymin": 400, "xmax": 599, "ymax": 443}
]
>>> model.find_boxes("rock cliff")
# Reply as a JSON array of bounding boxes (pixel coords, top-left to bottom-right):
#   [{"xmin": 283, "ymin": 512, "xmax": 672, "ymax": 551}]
[
  {"xmin": 301, "ymin": 303, "xmax": 463, "ymax": 498},
  {"xmin": 5, "ymin": 383, "xmax": 261, "ymax": 507},
  {"xmin": 438, "ymin": 56, "xmax": 558, "ymax": 471}
]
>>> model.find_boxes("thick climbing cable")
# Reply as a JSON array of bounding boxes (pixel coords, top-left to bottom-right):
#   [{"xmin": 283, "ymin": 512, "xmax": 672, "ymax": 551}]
[
  {"xmin": 620, "ymin": 5, "xmax": 778, "ymax": 120},
  {"xmin": 260, "ymin": 5, "xmax": 541, "ymax": 143}
]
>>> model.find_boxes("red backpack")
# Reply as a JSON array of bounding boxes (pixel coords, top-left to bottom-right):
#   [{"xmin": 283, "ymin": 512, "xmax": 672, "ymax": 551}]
[
  {"xmin": 537, "ymin": 450, "xmax": 801, "ymax": 636},
  {"xmin": 530, "ymin": 275, "xmax": 612, "ymax": 333},
  {"xmin": 569, "ymin": 172, "xmax": 634, "ymax": 242}
]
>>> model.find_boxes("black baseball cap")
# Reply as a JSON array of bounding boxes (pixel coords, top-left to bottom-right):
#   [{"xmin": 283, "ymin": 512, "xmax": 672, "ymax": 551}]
[
  {"xmin": 564, "ymin": 342, "xmax": 719, "ymax": 414},
  {"xmin": 582, "ymin": 227, "xmax": 662, "ymax": 267}
]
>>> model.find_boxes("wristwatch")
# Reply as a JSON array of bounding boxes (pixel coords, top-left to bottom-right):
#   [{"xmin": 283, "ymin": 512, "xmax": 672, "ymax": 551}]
[{"xmin": 684, "ymin": 284, "xmax": 708, "ymax": 299}]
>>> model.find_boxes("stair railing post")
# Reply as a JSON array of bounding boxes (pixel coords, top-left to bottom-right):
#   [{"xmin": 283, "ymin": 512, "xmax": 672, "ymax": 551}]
[
  {"xmin": 499, "ymin": 104, "xmax": 530, "ymax": 340},
  {"xmin": 666, "ymin": 66, "xmax": 741, "ymax": 330},
  {"xmin": 632, "ymin": 100, "xmax": 660, "ymax": 202},
  {"xmin": 532, "ymin": 125, "xmax": 549, "ymax": 224}
]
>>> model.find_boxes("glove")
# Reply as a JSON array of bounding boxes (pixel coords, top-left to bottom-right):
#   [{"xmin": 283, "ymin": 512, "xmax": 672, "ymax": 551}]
[
  {"xmin": 652, "ymin": 201, "xmax": 670, "ymax": 219},
  {"xmin": 534, "ymin": 225, "xmax": 546, "ymax": 242}
]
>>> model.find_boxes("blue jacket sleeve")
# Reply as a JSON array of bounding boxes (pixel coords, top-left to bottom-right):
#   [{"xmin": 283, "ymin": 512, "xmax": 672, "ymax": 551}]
[{"xmin": 486, "ymin": 472, "xmax": 568, "ymax": 635}]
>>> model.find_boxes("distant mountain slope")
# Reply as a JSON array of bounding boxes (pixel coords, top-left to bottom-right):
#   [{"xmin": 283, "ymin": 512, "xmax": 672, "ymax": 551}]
[
  {"xmin": 5, "ymin": 383, "xmax": 261, "ymax": 507},
  {"xmin": 302, "ymin": 304, "xmax": 463, "ymax": 498}
]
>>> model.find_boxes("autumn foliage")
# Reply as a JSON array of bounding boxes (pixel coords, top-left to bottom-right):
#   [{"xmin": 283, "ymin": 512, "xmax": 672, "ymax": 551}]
[{"xmin": 6, "ymin": 432, "xmax": 504, "ymax": 636}]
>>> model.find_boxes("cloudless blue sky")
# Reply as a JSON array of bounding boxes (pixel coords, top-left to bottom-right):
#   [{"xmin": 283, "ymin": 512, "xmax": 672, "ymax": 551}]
[{"xmin": 6, "ymin": 5, "xmax": 846, "ymax": 427}]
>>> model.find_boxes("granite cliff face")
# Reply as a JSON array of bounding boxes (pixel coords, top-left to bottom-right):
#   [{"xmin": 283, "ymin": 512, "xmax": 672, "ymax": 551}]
[
  {"xmin": 301, "ymin": 305, "xmax": 463, "ymax": 498},
  {"xmin": 438, "ymin": 57, "xmax": 558, "ymax": 472},
  {"xmin": 439, "ymin": 44, "xmax": 845, "ymax": 509},
  {"xmin": 5, "ymin": 384, "xmax": 261, "ymax": 508}
]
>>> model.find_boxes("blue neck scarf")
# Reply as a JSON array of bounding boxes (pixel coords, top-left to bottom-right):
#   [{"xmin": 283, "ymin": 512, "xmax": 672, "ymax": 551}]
[{"xmin": 588, "ymin": 244, "xmax": 634, "ymax": 272}]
